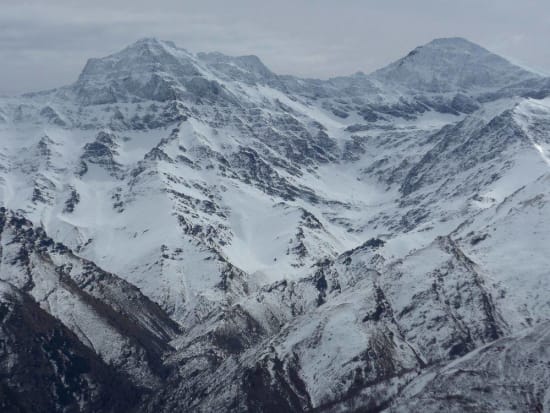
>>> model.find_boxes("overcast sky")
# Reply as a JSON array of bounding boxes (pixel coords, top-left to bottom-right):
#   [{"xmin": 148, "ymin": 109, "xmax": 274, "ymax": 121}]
[{"xmin": 2, "ymin": 0, "xmax": 550, "ymax": 95}]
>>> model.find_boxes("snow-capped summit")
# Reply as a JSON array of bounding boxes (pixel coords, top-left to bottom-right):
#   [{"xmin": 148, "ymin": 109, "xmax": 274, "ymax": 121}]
[
  {"xmin": 197, "ymin": 51, "xmax": 277, "ymax": 84},
  {"xmin": 67, "ymin": 37, "xmax": 541, "ymax": 111},
  {"xmin": 74, "ymin": 37, "xmax": 205, "ymax": 104},
  {"xmin": 78, "ymin": 37, "xmax": 194, "ymax": 79},
  {"xmin": 1, "ymin": 37, "xmax": 550, "ymax": 412},
  {"xmin": 371, "ymin": 37, "xmax": 538, "ymax": 92},
  {"xmin": 72, "ymin": 38, "xmax": 285, "ymax": 105}
]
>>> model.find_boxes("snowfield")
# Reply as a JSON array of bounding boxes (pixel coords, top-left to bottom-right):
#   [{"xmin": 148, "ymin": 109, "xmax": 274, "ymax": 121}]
[{"xmin": 0, "ymin": 37, "xmax": 549, "ymax": 412}]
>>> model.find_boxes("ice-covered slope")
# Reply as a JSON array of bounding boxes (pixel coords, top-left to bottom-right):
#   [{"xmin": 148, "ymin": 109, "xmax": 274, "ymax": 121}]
[
  {"xmin": 307, "ymin": 38, "xmax": 540, "ymax": 122},
  {"xmin": 1, "ymin": 37, "xmax": 550, "ymax": 412},
  {"xmin": 371, "ymin": 37, "xmax": 537, "ymax": 93}
]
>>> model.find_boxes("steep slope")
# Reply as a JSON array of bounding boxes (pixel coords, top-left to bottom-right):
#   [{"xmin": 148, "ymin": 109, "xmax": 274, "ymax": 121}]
[
  {"xmin": 290, "ymin": 37, "xmax": 540, "ymax": 123},
  {"xmin": 139, "ymin": 226, "xmax": 513, "ymax": 412},
  {"xmin": 0, "ymin": 37, "xmax": 549, "ymax": 412},
  {"xmin": 0, "ymin": 281, "xmax": 139, "ymax": 413},
  {"xmin": 0, "ymin": 208, "xmax": 180, "ymax": 387},
  {"xmin": 388, "ymin": 321, "xmax": 550, "ymax": 413},
  {"xmin": 371, "ymin": 37, "xmax": 537, "ymax": 93}
]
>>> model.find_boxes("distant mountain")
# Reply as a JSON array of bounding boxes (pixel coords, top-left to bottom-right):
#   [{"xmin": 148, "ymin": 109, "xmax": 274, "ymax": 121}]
[
  {"xmin": 1, "ymin": 37, "xmax": 550, "ymax": 412},
  {"xmin": 371, "ymin": 37, "xmax": 538, "ymax": 92}
]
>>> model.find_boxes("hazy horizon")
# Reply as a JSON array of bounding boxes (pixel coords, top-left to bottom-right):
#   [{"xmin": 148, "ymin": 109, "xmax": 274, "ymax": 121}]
[{"xmin": 2, "ymin": 0, "xmax": 550, "ymax": 95}]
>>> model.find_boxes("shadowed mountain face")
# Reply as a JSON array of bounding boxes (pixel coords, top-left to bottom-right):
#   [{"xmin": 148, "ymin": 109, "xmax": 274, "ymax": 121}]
[
  {"xmin": 0, "ymin": 281, "xmax": 140, "ymax": 413},
  {"xmin": 1, "ymin": 37, "xmax": 550, "ymax": 412}
]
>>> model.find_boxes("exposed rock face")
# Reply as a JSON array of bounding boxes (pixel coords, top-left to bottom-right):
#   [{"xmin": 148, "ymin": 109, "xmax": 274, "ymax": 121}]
[
  {"xmin": 0, "ymin": 281, "xmax": 139, "ymax": 413},
  {"xmin": 1, "ymin": 37, "xmax": 550, "ymax": 412},
  {"xmin": 390, "ymin": 322, "xmax": 550, "ymax": 413},
  {"xmin": 0, "ymin": 208, "xmax": 181, "ymax": 389}
]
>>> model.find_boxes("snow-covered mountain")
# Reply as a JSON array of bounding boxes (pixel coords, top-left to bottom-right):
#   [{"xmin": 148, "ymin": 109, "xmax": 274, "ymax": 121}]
[
  {"xmin": 372, "ymin": 37, "xmax": 536, "ymax": 92},
  {"xmin": 1, "ymin": 37, "xmax": 549, "ymax": 412}
]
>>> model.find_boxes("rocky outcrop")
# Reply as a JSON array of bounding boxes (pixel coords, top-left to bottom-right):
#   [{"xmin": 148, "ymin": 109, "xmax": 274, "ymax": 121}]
[{"xmin": 0, "ymin": 36, "xmax": 549, "ymax": 412}]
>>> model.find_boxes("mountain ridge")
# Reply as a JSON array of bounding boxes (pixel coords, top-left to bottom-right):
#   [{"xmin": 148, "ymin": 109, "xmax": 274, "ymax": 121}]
[{"xmin": 0, "ymin": 37, "xmax": 549, "ymax": 412}]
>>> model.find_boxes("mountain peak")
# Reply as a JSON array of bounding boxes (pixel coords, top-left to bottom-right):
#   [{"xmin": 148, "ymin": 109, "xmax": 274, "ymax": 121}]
[
  {"xmin": 132, "ymin": 37, "xmax": 163, "ymax": 46},
  {"xmin": 412, "ymin": 37, "xmax": 495, "ymax": 58},
  {"xmin": 73, "ymin": 38, "xmax": 281, "ymax": 104},
  {"xmin": 126, "ymin": 37, "xmax": 178, "ymax": 52},
  {"xmin": 371, "ymin": 37, "xmax": 537, "ymax": 93},
  {"xmin": 74, "ymin": 38, "xmax": 201, "ymax": 104},
  {"xmin": 197, "ymin": 51, "xmax": 276, "ymax": 83},
  {"xmin": 425, "ymin": 37, "xmax": 482, "ymax": 48}
]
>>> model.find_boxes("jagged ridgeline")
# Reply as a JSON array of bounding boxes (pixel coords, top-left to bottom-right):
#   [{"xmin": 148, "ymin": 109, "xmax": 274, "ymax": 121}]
[{"xmin": 0, "ymin": 37, "xmax": 550, "ymax": 412}]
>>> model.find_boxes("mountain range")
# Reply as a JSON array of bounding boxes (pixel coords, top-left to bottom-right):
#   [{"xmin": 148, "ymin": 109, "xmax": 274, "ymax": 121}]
[{"xmin": 1, "ymin": 37, "xmax": 549, "ymax": 412}]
